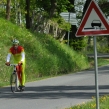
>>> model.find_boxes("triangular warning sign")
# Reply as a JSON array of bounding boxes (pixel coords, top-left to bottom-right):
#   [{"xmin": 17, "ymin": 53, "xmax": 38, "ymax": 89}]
[{"xmin": 76, "ymin": 0, "xmax": 109, "ymax": 37}]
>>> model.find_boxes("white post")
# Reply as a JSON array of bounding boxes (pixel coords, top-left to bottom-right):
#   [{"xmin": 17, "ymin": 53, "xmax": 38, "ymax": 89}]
[{"xmin": 67, "ymin": 13, "xmax": 70, "ymax": 45}]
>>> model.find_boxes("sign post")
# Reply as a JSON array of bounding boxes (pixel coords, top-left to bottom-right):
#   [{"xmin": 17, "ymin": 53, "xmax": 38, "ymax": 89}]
[
  {"xmin": 67, "ymin": 13, "xmax": 70, "ymax": 45},
  {"xmin": 75, "ymin": 0, "xmax": 109, "ymax": 109},
  {"xmin": 60, "ymin": 12, "xmax": 77, "ymax": 45},
  {"xmin": 93, "ymin": 35, "xmax": 99, "ymax": 109}
]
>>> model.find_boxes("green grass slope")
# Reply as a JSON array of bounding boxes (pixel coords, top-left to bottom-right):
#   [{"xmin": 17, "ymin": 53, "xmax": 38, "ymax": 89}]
[{"xmin": 0, "ymin": 18, "xmax": 90, "ymax": 87}]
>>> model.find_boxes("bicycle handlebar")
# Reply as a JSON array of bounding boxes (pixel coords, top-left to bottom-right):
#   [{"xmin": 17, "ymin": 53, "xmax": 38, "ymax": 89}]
[
  {"xmin": 9, "ymin": 64, "xmax": 18, "ymax": 66},
  {"xmin": 9, "ymin": 63, "xmax": 23, "ymax": 66}
]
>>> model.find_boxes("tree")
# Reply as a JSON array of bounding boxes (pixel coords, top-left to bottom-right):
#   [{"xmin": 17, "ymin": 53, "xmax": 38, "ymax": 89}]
[
  {"xmin": 6, "ymin": 0, "xmax": 11, "ymax": 20},
  {"xmin": 82, "ymin": 0, "xmax": 91, "ymax": 18},
  {"xmin": 63, "ymin": 0, "xmax": 86, "ymax": 51},
  {"xmin": 49, "ymin": 0, "xmax": 57, "ymax": 18},
  {"xmin": 98, "ymin": 0, "xmax": 109, "ymax": 52},
  {"xmin": 82, "ymin": 0, "xmax": 92, "ymax": 51},
  {"xmin": 25, "ymin": 0, "xmax": 31, "ymax": 29}
]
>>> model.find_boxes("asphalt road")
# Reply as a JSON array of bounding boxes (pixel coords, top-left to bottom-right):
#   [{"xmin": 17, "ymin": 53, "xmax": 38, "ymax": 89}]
[{"xmin": 0, "ymin": 65, "xmax": 109, "ymax": 109}]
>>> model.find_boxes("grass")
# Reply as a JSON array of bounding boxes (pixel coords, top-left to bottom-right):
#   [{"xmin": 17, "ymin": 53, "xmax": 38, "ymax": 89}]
[
  {"xmin": 66, "ymin": 95, "xmax": 109, "ymax": 109},
  {"xmin": 0, "ymin": 18, "xmax": 90, "ymax": 87},
  {"xmin": 88, "ymin": 58, "xmax": 109, "ymax": 68},
  {"xmin": 0, "ymin": 18, "xmax": 109, "ymax": 87}
]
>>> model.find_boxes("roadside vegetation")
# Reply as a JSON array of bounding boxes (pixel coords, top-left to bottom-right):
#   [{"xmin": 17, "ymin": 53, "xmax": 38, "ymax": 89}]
[
  {"xmin": 66, "ymin": 95, "xmax": 109, "ymax": 109},
  {"xmin": 0, "ymin": 18, "xmax": 90, "ymax": 87},
  {"xmin": 0, "ymin": 18, "xmax": 109, "ymax": 87}
]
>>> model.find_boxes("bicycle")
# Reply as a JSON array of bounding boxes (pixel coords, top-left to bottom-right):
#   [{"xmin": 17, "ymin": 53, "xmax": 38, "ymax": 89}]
[{"xmin": 9, "ymin": 64, "xmax": 23, "ymax": 93}]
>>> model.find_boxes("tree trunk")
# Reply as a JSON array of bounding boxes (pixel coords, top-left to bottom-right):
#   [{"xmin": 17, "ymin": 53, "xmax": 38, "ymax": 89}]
[
  {"xmin": 68, "ymin": 0, "xmax": 76, "ymax": 39},
  {"xmin": 25, "ymin": 0, "xmax": 31, "ymax": 29},
  {"xmin": 49, "ymin": 0, "xmax": 57, "ymax": 18},
  {"xmin": 82, "ymin": 0, "xmax": 91, "ymax": 18},
  {"xmin": 82, "ymin": 0, "xmax": 92, "ymax": 50},
  {"xmin": 6, "ymin": 0, "xmax": 11, "ymax": 20}
]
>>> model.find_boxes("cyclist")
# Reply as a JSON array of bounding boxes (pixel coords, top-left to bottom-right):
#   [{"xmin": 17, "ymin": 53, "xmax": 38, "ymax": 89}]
[{"xmin": 5, "ymin": 39, "xmax": 26, "ymax": 90}]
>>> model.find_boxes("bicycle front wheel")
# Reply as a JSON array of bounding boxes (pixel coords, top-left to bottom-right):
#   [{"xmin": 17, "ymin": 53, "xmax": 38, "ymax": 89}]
[{"xmin": 10, "ymin": 73, "xmax": 18, "ymax": 92}]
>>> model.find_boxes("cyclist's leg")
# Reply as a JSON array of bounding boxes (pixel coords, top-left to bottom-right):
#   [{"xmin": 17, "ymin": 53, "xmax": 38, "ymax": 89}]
[
  {"xmin": 19, "ymin": 62, "xmax": 25, "ymax": 86},
  {"xmin": 16, "ymin": 65, "xmax": 22, "ymax": 86},
  {"xmin": 18, "ymin": 63, "xmax": 25, "ymax": 91},
  {"xmin": 21, "ymin": 62, "xmax": 25, "ymax": 86}
]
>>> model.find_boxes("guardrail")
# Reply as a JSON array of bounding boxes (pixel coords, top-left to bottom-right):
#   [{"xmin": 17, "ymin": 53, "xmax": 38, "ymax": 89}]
[{"xmin": 87, "ymin": 53, "xmax": 109, "ymax": 58}]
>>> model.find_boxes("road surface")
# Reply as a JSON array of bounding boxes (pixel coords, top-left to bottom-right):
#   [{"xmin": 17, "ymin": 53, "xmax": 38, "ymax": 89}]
[{"xmin": 0, "ymin": 65, "xmax": 109, "ymax": 109}]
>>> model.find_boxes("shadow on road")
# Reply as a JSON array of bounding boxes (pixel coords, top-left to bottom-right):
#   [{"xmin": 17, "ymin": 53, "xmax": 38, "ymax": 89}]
[
  {"xmin": 0, "ymin": 85, "xmax": 109, "ymax": 99},
  {"xmin": 0, "ymin": 65, "xmax": 109, "ymax": 100}
]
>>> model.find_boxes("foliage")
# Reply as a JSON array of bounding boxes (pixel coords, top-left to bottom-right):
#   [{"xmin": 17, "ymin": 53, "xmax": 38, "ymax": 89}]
[
  {"xmin": 0, "ymin": 18, "xmax": 90, "ymax": 87},
  {"xmin": 99, "ymin": 0, "xmax": 109, "ymax": 16},
  {"xmin": 67, "ymin": 95, "xmax": 109, "ymax": 109},
  {"xmin": 35, "ymin": 0, "xmax": 73, "ymax": 16},
  {"xmin": 55, "ymin": 17, "xmax": 71, "ymax": 31},
  {"xmin": 0, "ymin": 0, "xmax": 88, "ymax": 51},
  {"xmin": 0, "ymin": 0, "xmax": 73, "ymax": 36},
  {"xmin": 74, "ymin": 0, "xmax": 86, "ymax": 20},
  {"xmin": 69, "ymin": 37, "xmax": 87, "ymax": 51},
  {"xmin": 97, "ymin": 36, "xmax": 109, "ymax": 53}
]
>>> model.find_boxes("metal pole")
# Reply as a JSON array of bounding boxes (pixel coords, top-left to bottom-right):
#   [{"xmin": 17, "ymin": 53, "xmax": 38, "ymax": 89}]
[
  {"xmin": 93, "ymin": 36, "xmax": 99, "ymax": 109},
  {"xmin": 67, "ymin": 12, "xmax": 70, "ymax": 45}
]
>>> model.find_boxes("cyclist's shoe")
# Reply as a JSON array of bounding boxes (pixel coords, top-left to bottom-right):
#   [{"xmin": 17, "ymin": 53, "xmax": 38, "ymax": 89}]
[
  {"xmin": 18, "ymin": 85, "xmax": 25, "ymax": 91},
  {"xmin": 21, "ymin": 85, "xmax": 25, "ymax": 91},
  {"xmin": 18, "ymin": 85, "xmax": 22, "ymax": 90}
]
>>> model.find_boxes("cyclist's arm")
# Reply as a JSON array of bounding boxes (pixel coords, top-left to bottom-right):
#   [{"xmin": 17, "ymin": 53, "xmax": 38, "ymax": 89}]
[
  {"xmin": 21, "ymin": 52, "xmax": 25, "ymax": 62},
  {"xmin": 6, "ymin": 53, "xmax": 11, "ymax": 62}
]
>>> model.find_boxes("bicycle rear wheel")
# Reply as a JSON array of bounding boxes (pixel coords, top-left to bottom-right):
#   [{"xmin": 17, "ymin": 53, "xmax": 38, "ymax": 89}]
[{"xmin": 10, "ymin": 72, "xmax": 19, "ymax": 92}]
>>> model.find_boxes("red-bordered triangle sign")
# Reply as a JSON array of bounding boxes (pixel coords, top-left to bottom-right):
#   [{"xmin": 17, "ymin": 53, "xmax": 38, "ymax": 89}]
[{"xmin": 76, "ymin": 0, "xmax": 109, "ymax": 37}]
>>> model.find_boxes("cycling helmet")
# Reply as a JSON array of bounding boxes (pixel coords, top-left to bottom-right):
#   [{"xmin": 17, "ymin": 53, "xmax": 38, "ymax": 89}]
[{"xmin": 12, "ymin": 39, "xmax": 19, "ymax": 45}]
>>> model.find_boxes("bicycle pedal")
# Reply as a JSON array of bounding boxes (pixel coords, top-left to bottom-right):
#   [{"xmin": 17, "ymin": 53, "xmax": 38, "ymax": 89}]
[{"xmin": 13, "ymin": 72, "xmax": 16, "ymax": 74}]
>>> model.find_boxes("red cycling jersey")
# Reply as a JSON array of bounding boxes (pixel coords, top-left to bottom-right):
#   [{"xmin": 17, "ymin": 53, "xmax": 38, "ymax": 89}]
[
  {"xmin": 8, "ymin": 46, "xmax": 25, "ymax": 63},
  {"xmin": 9, "ymin": 46, "xmax": 24, "ymax": 55}
]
